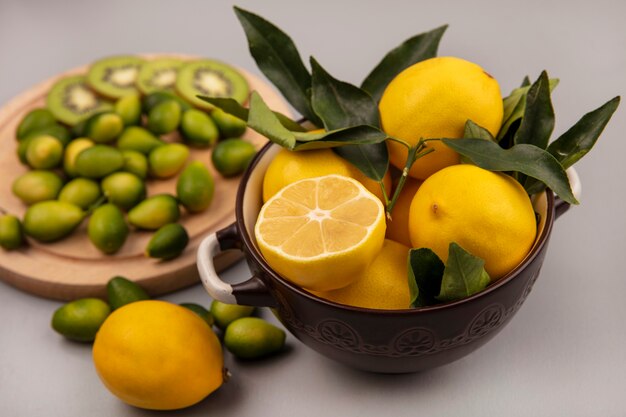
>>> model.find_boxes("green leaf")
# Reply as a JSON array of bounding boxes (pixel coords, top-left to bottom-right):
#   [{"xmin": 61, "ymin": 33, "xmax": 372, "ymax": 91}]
[
  {"xmin": 513, "ymin": 71, "xmax": 554, "ymax": 149},
  {"xmin": 246, "ymin": 91, "xmax": 387, "ymax": 151},
  {"xmin": 293, "ymin": 126, "xmax": 387, "ymax": 150},
  {"xmin": 437, "ymin": 243, "xmax": 491, "ymax": 302},
  {"xmin": 408, "ymin": 248, "xmax": 445, "ymax": 307},
  {"xmin": 310, "ymin": 57, "xmax": 380, "ymax": 129},
  {"xmin": 461, "ymin": 120, "xmax": 496, "ymax": 164},
  {"xmin": 247, "ymin": 92, "xmax": 297, "ymax": 149},
  {"xmin": 309, "ymin": 57, "xmax": 387, "ymax": 180},
  {"xmin": 361, "ymin": 25, "xmax": 448, "ymax": 102},
  {"xmin": 498, "ymin": 77, "xmax": 559, "ymax": 141},
  {"xmin": 525, "ymin": 96, "xmax": 620, "ymax": 194},
  {"xmin": 333, "ymin": 143, "xmax": 389, "ymax": 181},
  {"xmin": 520, "ymin": 76, "xmax": 531, "ymax": 87},
  {"xmin": 197, "ymin": 96, "xmax": 306, "ymax": 132},
  {"xmin": 464, "ymin": 120, "xmax": 495, "ymax": 141},
  {"xmin": 548, "ymin": 96, "xmax": 620, "ymax": 168},
  {"xmin": 234, "ymin": 7, "xmax": 322, "ymax": 126},
  {"xmin": 441, "ymin": 138, "xmax": 578, "ymax": 204}
]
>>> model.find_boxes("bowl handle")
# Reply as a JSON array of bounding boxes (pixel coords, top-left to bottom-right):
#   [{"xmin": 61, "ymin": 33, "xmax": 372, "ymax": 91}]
[
  {"xmin": 555, "ymin": 167, "xmax": 582, "ymax": 219},
  {"xmin": 197, "ymin": 223, "xmax": 277, "ymax": 308}
]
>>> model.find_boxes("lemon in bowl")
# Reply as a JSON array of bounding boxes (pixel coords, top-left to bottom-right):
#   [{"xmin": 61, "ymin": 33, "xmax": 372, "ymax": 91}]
[{"xmin": 255, "ymin": 174, "xmax": 386, "ymax": 292}]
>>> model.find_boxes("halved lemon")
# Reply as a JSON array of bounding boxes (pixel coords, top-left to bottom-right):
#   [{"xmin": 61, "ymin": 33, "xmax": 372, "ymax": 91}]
[{"xmin": 255, "ymin": 174, "xmax": 386, "ymax": 291}]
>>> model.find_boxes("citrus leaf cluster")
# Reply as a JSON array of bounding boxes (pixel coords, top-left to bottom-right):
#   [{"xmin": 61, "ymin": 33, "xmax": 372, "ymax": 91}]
[{"xmin": 201, "ymin": 6, "xmax": 619, "ymax": 209}]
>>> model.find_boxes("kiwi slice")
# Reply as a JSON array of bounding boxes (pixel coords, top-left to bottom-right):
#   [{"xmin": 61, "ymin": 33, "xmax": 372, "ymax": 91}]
[
  {"xmin": 46, "ymin": 75, "xmax": 113, "ymax": 126},
  {"xmin": 136, "ymin": 58, "xmax": 184, "ymax": 95},
  {"xmin": 87, "ymin": 55, "xmax": 144, "ymax": 99},
  {"xmin": 175, "ymin": 60, "xmax": 249, "ymax": 110}
]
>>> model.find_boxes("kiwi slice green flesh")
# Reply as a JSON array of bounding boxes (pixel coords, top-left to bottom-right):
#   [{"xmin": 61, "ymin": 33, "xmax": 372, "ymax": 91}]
[
  {"xmin": 137, "ymin": 58, "xmax": 184, "ymax": 95},
  {"xmin": 175, "ymin": 60, "xmax": 249, "ymax": 110},
  {"xmin": 87, "ymin": 55, "xmax": 144, "ymax": 99},
  {"xmin": 46, "ymin": 75, "xmax": 113, "ymax": 126}
]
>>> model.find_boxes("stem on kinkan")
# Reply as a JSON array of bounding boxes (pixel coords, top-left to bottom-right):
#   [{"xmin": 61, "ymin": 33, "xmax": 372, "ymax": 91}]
[
  {"xmin": 85, "ymin": 195, "xmax": 108, "ymax": 215},
  {"xmin": 0, "ymin": 207, "xmax": 7, "ymax": 215},
  {"xmin": 384, "ymin": 138, "xmax": 438, "ymax": 219}
]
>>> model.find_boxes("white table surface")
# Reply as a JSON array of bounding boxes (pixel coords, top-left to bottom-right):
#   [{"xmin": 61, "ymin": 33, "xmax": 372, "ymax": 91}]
[{"xmin": 1, "ymin": 0, "xmax": 625, "ymax": 416}]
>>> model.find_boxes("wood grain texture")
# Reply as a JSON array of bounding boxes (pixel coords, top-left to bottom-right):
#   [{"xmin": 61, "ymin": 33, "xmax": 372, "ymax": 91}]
[{"xmin": 0, "ymin": 54, "xmax": 292, "ymax": 301}]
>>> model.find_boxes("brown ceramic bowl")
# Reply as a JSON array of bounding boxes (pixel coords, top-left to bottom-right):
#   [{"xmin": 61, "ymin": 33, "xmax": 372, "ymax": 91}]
[{"xmin": 197, "ymin": 142, "xmax": 580, "ymax": 373}]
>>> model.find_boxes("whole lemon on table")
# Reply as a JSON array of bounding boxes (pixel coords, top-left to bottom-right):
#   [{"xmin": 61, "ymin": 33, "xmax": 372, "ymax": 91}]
[
  {"xmin": 379, "ymin": 56, "xmax": 503, "ymax": 180},
  {"xmin": 409, "ymin": 164, "xmax": 537, "ymax": 280},
  {"xmin": 314, "ymin": 239, "xmax": 411, "ymax": 310},
  {"xmin": 92, "ymin": 300, "xmax": 223, "ymax": 410},
  {"xmin": 256, "ymin": 174, "xmax": 386, "ymax": 291},
  {"xmin": 262, "ymin": 148, "xmax": 391, "ymax": 203}
]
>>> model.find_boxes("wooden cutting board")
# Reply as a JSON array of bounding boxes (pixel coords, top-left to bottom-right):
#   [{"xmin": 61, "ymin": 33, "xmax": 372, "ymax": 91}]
[{"xmin": 0, "ymin": 55, "xmax": 291, "ymax": 301}]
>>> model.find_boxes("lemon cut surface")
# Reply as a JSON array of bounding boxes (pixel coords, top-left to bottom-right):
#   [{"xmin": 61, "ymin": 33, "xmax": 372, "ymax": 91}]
[{"xmin": 255, "ymin": 174, "xmax": 386, "ymax": 291}]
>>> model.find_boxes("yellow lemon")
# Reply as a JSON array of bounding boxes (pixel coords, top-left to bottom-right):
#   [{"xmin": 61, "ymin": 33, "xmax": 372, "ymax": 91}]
[
  {"xmin": 262, "ymin": 148, "xmax": 391, "ymax": 203},
  {"xmin": 386, "ymin": 178, "xmax": 421, "ymax": 247},
  {"xmin": 408, "ymin": 164, "xmax": 537, "ymax": 280},
  {"xmin": 314, "ymin": 239, "xmax": 411, "ymax": 310},
  {"xmin": 379, "ymin": 56, "xmax": 503, "ymax": 180},
  {"xmin": 255, "ymin": 174, "xmax": 386, "ymax": 291},
  {"xmin": 92, "ymin": 300, "xmax": 223, "ymax": 410}
]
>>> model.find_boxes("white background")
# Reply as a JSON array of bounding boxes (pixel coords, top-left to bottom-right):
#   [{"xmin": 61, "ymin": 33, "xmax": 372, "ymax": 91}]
[{"xmin": 1, "ymin": 0, "xmax": 625, "ymax": 415}]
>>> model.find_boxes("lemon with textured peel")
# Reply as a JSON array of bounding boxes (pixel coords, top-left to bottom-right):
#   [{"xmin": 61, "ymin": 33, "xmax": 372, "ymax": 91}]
[
  {"xmin": 409, "ymin": 165, "xmax": 537, "ymax": 280},
  {"xmin": 379, "ymin": 56, "xmax": 503, "ymax": 180},
  {"xmin": 314, "ymin": 239, "xmax": 411, "ymax": 310},
  {"xmin": 262, "ymin": 148, "xmax": 391, "ymax": 203},
  {"xmin": 255, "ymin": 174, "xmax": 386, "ymax": 291},
  {"xmin": 92, "ymin": 300, "xmax": 223, "ymax": 410}
]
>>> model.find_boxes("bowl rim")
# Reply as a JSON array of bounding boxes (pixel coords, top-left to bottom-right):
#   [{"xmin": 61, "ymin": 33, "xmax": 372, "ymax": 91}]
[{"xmin": 235, "ymin": 141, "xmax": 555, "ymax": 315}]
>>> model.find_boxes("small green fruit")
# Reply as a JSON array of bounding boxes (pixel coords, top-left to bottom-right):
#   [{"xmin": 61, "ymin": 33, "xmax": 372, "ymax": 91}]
[
  {"xmin": 101, "ymin": 172, "xmax": 146, "ymax": 210},
  {"xmin": 224, "ymin": 317, "xmax": 286, "ymax": 359},
  {"xmin": 180, "ymin": 109, "xmax": 219, "ymax": 147},
  {"xmin": 116, "ymin": 126, "xmax": 163, "ymax": 154},
  {"xmin": 74, "ymin": 145, "xmax": 124, "ymax": 179},
  {"xmin": 84, "ymin": 112, "xmax": 124, "ymax": 143},
  {"xmin": 121, "ymin": 150, "xmax": 149, "ymax": 179},
  {"xmin": 211, "ymin": 108, "xmax": 247, "ymax": 138},
  {"xmin": 21, "ymin": 123, "xmax": 71, "ymax": 146},
  {"xmin": 148, "ymin": 143, "xmax": 189, "ymax": 178},
  {"xmin": 176, "ymin": 161, "xmax": 214, "ymax": 213},
  {"xmin": 63, "ymin": 138, "xmax": 95, "ymax": 177},
  {"xmin": 147, "ymin": 100, "xmax": 181, "ymax": 135},
  {"xmin": 23, "ymin": 201, "xmax": 84, "ymax": 242},
  {"xmin": 127, "ymin": 194, "xmax": 180, "ymax": 230},
  {"xmin": 58, "ymin": 178, "xmax": 102, "ymax": 210},
  {"xmin": 143, "ymin": 91, "xmax": 191, "ymax": 113},
  {"xmin": 88, "ymin": 204, "xmax": 129, "ymax": 254},
  {"xmin": 210, "ymin": 301, "xmax": 254, "ymax": 330},
  {"xmin": 114, "ymin": 94, "xmax": 142, "ymax": 126},
  {"xmin": 211, "ymin": 138, "xmax": 255, "ymax": 177},
  {"xmin": 25, "ymin": 135, "xmax": 63, "ymax": 169},
  {"xmin": 106, "ymin": 276, "xmax": 150, "ymax": 310},
  {"xmin": 12, "ymin": 170, "xmax": 64, "ymax": 205},
  {"xmin": 0, "ymin": 214, "xmax": 24, "ymax": 250},
  {"xmin": 16, "ymin": 108, "xmax": 57, "ymax": 139},
  {"xmin": 145, "ymin": 223, "xmax": 189, "ymax": 260},
  {"xmin": 51, "ymin": 298, "xmax": 111, "ymax": 342}
]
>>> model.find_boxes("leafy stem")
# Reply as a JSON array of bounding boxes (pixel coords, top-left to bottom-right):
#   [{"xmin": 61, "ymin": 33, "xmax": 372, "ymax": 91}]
[
  {"xmin": 379, "ymin": 179, "xmax": 391, "ymax": 208},
  {"xmin": 85, "ymin": 195, "xmax": 108, "ymax": 216},
  {"xmin": 386, "ymin": 135, "xmax": 412, "ymax": 149},
  {"xmin": 385, "ymin": 139, "xmax": 437, "ymax": 217}
]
